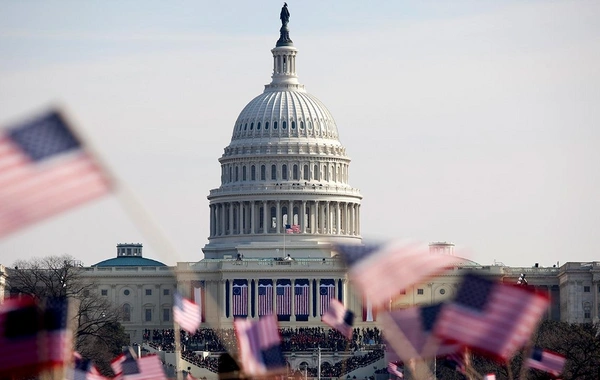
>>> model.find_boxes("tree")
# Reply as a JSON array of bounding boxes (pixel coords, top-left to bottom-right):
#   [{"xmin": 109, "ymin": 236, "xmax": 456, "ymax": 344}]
[{"xmin": 7, "ymin": 255, "xmax": 128, "ymax": 375}]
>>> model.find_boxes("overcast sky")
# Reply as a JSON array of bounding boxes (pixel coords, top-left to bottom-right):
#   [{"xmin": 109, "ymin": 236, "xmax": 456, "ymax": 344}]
[{"xmin": 1, "ymin": 0, "xmax": 598, "ymax": 268}]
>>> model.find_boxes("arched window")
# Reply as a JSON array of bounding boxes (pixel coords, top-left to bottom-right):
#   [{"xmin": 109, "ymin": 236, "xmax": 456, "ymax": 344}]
[
  {"xmin": 229, "ymin": 166, "xmax": 232, "ymax": 182},
  {"xmin": 291, "ymin": 121, "xmax": 296, "ymax": 129},
  {"xmin": 293, "ymin": 164, "xmax": 298, "ymax": 180},
  {"xmin": 283, "ymin": 121, "xmax": 287, "ymax": 130},
  {"xmin": 257, "ymin": 122, "xmax": 261, "ymax": 130},
  {"xmin": 274, "ymin": 121, "xmax": 278, "ymax": 130},
  {"xmin": 122, "ymin": 304, "xmax": 131, "ymax": 322},
  {"xmin": 242, "ymin": 166, "xmax": 247, "ymax": 181},
  {"xmin": 303, "ymin": 165, "xmax": 309, "ymax": 180},
  {"xmin": 250, "ymin": 122, "xmax": 254, "ymax": 130},
  {"xmin": 251, "ymin": 165, "xmax": 256, "ymax": 181},
  {"xmin": 271, "ymin": 165, "xmax": 277, "ymax": 180},
  {"xmin": 314, "ymin": 164, "xmax": 319, "ymax": 180},
  {"xmin": 261, "ymin": 165, "xmax": 266, "ymax": 181},
  {"xmin": 235, "ymin": 167, "xmax": 239, "ymax": 182},
  {"xmin": 265, "ymin": 122, "xmax": 269, "ymax": 130},
  {"xmin": 244, "ymin": 123, "xmax": 247, "ymax": 130},
  {"xmin": 282, "ymin": 164, "xmax": 288, "ymax": 180},
  {"xmin": 323, "ymin": 164, "xmax": 328, "ymax": 181}
]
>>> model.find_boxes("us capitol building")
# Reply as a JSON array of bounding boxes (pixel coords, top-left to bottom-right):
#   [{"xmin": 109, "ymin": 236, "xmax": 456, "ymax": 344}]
[{"xmin": 2, "ymin": 4, "xmax": 599, "ymax": 357}]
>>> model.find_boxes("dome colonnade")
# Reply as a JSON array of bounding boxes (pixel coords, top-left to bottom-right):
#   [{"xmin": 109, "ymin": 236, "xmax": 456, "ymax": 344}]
[{"xmin": 204, "ymin": 5, "xmax": 362, "ymax": 256}]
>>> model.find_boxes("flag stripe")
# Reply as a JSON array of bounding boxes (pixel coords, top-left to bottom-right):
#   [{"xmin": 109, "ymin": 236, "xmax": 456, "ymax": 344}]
[
  {"xmin": 276, "ymin": 284, "xmax": 291, "ymax": 316},
  {"xmin": 258, "ymin": 284, "xmax": 273, "ymax": 316},
  {"xmin": 336, "ymin": 242, "xmax": 462, "ymax": 308},
  {"xmin": 434, "ymin": 275, "xmax": 549, "ymax": 360},
  {"xmin": 526, "ymin": 349, "xmax": 566, "ymax": 376},
  {"xmin": 0, "ymin": 115, "xmax": 111, "ymax": 238},
  {"xmin": 173, "ymin": 292, "xmax": 201, "ymax": 334},
  {"xmin": 233, "ymin": 284, "xmax": 248, "ymax": 317},
  {"xmin": 320, "ymin": 284, "xmax": 335, "ymax": 316},
  {"xmin": 295, "ymin": 284, "xmax": 309, "ymax": 316}
]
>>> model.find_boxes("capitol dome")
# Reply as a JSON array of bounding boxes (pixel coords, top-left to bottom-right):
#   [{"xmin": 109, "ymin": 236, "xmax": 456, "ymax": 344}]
[{"xmin": 203, "ymin": 5, "xmax": 362, "ymax": 259}]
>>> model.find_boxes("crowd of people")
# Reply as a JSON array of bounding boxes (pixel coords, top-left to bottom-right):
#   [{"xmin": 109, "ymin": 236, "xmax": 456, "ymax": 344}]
[{"xmin": 143, "ymin": 327, "xmax": 384, "ymax": 377}]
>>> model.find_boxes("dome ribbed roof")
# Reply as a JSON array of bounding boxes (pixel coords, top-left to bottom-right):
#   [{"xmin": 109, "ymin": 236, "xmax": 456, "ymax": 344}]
[{"xmin": 230, "ymin": 90, "xmax": 340, "ymax": 144}]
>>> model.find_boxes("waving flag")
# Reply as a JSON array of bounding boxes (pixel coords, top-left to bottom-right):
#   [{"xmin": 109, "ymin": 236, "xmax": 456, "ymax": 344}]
[
  {"xmin": 0, "ymin": 109, "xmax": 112, "ymax": 238},
  {"xmin": 434, "ymin": 273, "xmax": 549, "ymax": 361},
  {"xmin": 276, "ymin": 281, "xmax": 291, "ymax": 316},
  {"xmin": 322, "ymin": 299, "xmax": 354, "ymax": 339},
  {"xmin": 111, "ymin": 351, "xmax": 166, "ymax": 380},
  {"xmin": 234, "ymin": 314, "xmax": 286, "ymax": 376},
  {"xmin": 232, "ymin": 280, "xmax": 248, "ymax": 317},
  {"xmin": 319, "ymin": 280, "xmax": 335, "ymax": 316},
  {"xmin": 525, "ymin": 347, "xmax": 566, "ymax": 377},
  {"xmin": 383, "ymin": 303, "xmax": 459, "ymax": 360},
  {"xmin": 71, "ymin": 352, "xmax": 108, "ymax": 380},
  {"xmin": 258, "ymin": 282, "xmax": 273, "ymax": 317},
  {"xmin": 173, "ymin": 292, "xmax": 201, "ymax": 334},
  {"xmin": 294, "ymin": 280, "xmax": 309, "ymax": 317},
  {"xmin": 335, "ymin": 241, "xmax": 462, "ymax": 308}
]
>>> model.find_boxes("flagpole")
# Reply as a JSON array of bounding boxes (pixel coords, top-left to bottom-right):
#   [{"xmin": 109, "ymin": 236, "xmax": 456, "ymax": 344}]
[{"xmin": 174, "ymin": 320, "xmax": 183, "ymax": 380}]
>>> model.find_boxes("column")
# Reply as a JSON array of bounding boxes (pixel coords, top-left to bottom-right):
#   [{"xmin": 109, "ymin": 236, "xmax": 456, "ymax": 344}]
[
  {"xmin": 336, "ymin": 202, "xmax": 341, "ymax": 235},
  {"xmin": 209, "ymin": 205, "xmax": 214, "ymax": 237},
  {"xmin": 238, "ymin": 202, "xmax": 243, "ymax": 235},
  {"xmin": 228, "ymin": 203, "xmax": 234, "ymax": 235},
  {"xmin": 220, "ymin": 203, "xmax": 225, "ymax": 236},
  {"xmin": 276, "ymin": 201, "xmax": 281, "ymax": 233},
  {"xmin": 250, "ymin": 201, "xmax": 256, "ymax": 234},
  {"xmin": 350, "ymin": 203, "xmax": 356, "ymax": 235},
  {"xmin": 356, "ymin": 204, "xmax": 361, "ymax": 235},
  {"xmin": 325, "ymin": 202, "xmax": 330, "ymax": 234},
  {"xmin": 344, "ymin": 203, "xmax": 349, "ymax": 235},
  {"xmin": 301, "ymin": 201, "xmax": 307, "ymax": 233},
  {"xmin": 263, "ymin": 201, "xmax": 268, "ymax": 234},
  {"xmin": 289, "ymin": 200, "xmax": 293, "ymax": 225},
  {"xmin": 311, "ymin": 201, "xmax": 317, "ymax": 234}
]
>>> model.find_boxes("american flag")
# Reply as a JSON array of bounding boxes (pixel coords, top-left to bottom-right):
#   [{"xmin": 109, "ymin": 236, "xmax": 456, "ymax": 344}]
[
  {"xmin": 232, "ymin": 282, "xmax": 248, "ymax": 317},
  {"xmin": 434, "ymin": 273, "xmax": 549, "ymax": 361},
  {"xmin": 319, "ymin": 283, "xmax": 335, "ymax": 316},
  {"xmin": 173, "ymin": 292, "xmax": 201, "ymax": 334},
  {"xmin": 276, "ymin": 283, "xmax": 291, "ymax": 316},
  {"xmin": 258, "ymin": 283, "xmax": 274, "ymax": 316},
  {"xmin": 525, "ymin": 347, "xmax": 566, "ymax": 377},
  {"xmin": 382, "ymin": 304, "xmax": 459, "ymax": 360},
  {"xmin": 285, "ymin": 224, "xmax": 300, "ymax": 233},
  {"xmin": 321, "ymin": 299, "xmax": 354, "ymax": 339},
  {"xmin": 294, "ymin": 282, "xmax": 309, "ymax": 316},
  {"xmin": 0, "ymin": 110, "xmax": 112, "ymax": 238},
  {"xmin": 111, "ymin": 352, "xmax": 167, "ymax": 380},
  {"xmin": 41, "ymin": 296, "xmax": 72, "ymax": 367},
  {"xmin": 234, "ymin": 314, "xmax": 287, "ymax": 376},
  {"xmin": 387, "ymin": 362, "xmax": 404, "ymax": 379},
  {"xmin": 0, "ymin": 297, "xmax": 44, "ymax": 376},
  {"xmin": 335, "ymin": 241, "xmax": 462, "ymax": 308},
  {"xmin": 71, "ymin": 352, "xmax": 109, "ymax": 380}
]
